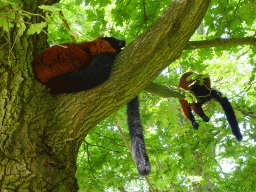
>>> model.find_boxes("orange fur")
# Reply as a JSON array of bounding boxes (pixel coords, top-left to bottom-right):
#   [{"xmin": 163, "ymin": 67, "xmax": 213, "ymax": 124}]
[
  {"xmin": 32, "ymin": 39, "xmax": 117, "ymax": 83},
  {"xmin": 179, "ymin": 72, "xmax": 211, "ymax": 129}
]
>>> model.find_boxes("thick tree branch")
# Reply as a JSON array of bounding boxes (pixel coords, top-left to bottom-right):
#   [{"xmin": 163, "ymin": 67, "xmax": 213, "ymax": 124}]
[{"xmin": 44, "ymin": 0, "xmax": 212, "ymax": 148}]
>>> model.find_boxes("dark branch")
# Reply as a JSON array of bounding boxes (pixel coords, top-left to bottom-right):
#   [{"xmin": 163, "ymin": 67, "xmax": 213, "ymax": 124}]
[{"xmin": 184, "ymin": 37, "xmax": 256, "ymax": 50}]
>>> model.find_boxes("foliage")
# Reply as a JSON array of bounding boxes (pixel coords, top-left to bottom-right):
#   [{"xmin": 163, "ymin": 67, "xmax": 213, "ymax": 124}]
[{"xmin": 2, "ymin": 0, "xmax": 254, "ymax": 191}]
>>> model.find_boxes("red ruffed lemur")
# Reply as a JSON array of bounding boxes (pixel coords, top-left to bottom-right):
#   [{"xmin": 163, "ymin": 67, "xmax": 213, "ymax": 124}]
[
  {"xmin": 179, "ymin": 72, "xmax": 243, "ymax": 141},
  {"xmin": 32, "ymin": 37, "xmax": 150, "ymax": 176}
]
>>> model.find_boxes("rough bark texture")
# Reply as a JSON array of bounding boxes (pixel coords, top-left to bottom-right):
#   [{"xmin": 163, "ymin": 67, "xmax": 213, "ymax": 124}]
[{"xmin": 0, "ymin": 0, "xmax": 211, "ymax": 191}]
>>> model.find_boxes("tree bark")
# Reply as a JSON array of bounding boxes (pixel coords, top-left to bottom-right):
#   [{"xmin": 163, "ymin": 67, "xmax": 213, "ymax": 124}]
[{"xmin": 0, "ymin": 0, "xmax": 211, "ymax": 191}]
